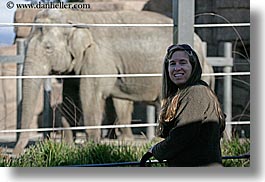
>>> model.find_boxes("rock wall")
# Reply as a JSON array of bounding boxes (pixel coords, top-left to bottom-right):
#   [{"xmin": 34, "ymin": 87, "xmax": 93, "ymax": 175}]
[{"xmin": 0, "ymin": 45, "xmax": 17, "ymax": 134}]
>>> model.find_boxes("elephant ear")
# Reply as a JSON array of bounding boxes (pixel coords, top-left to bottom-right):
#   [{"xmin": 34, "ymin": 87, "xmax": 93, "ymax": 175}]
[{"xmin": 67, "ymin": 27, "xmax": 94, "ymax": 74}]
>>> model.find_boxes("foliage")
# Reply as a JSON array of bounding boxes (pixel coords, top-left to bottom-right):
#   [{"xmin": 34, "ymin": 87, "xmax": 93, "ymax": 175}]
[
  {"xmin": 0, "ymin": 137, "xmax": 249, "ymax": 167},
  {"xmin": 0, "ymin": 139, "xmax": 149, "ymax": 167},
  {"xmin": 221, "ymin": 137, "xmax": 250, "ymax": 167}
]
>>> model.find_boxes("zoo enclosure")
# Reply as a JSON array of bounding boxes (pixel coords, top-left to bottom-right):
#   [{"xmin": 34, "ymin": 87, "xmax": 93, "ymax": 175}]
[
  {"xmin": 0, "ymin": 34, "xmax": 250, "ymax": 140},
  {"xmin": 0, "ymin": 0, "xmax": 250, "ymax": 141}
]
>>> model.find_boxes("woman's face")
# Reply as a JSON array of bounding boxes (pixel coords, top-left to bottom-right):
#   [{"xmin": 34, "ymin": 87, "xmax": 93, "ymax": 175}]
[{"xmin": 168, "ymin": 50, "xmax": 192, "ymax": 87}]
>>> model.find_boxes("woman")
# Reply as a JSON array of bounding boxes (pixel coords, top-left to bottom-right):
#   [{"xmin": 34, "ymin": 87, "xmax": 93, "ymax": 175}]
[{"xmin": 141, "ymin": 44, "xmax": 226, "ymax": 167}]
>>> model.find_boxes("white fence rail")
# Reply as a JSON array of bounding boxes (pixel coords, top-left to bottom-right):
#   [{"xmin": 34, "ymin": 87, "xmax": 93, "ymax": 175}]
[
  {"xmin": 0, "ymin": 22, "xmax": 250, "ymax": 28},
  {"xmin": 0, "ymin": 122, "xmax": 251, "ymax": 134},
  {"xmin": 0, "ymin": 14, "xmax": 250, "ymax": 139},
  {"xmin": 0, "ymin": 72, "xmax": 251, "ymax": 79},
  {"xmin": 0, "ymin": 40, "xmax": 250, "ymax": 138}
]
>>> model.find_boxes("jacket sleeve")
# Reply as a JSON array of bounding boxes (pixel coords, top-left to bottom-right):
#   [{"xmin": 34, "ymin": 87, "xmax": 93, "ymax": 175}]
[
  {"xmin": 152, "ymin": 86, "xmax": 210, "ymax": 160},
  {"xmin": 152, "ymin": 122, "xmax": 201, "ymax": 160}
]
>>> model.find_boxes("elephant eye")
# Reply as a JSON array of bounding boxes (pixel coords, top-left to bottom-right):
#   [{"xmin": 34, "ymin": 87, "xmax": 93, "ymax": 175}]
[{"xmin": 46, "ymin": 44, "xmax": 51, "ymax": 50}]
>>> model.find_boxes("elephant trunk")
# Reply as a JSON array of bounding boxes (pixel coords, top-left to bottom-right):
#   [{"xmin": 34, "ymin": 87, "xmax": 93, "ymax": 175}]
[{"xmin": 13, "ymin": 59, "xmax": 50, "ymax": 155}]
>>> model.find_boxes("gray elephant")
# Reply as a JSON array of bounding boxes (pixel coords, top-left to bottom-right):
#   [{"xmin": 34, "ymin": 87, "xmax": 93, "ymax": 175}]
[
  {"xmin": 58, "ymin": 78, "xmax": 133, "ymax": 141},
  {"xmin": 13, "ymin": 9, "xmax": 214, "ymax": 155}
]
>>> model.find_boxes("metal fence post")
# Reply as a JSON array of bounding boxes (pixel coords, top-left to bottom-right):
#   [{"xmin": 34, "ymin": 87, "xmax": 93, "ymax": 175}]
[
  {"xmin": 202, "ymin": 41, "xmax": 233, "ymax": 140},
  {"xmin": 172, "ymin": 0, "xmax": 194, "ymax": 46},
  {"xmin": 146, "ymin": 105, "xmax": 155, "ymax": 140},
  {"xmin": 172, "ymin": 0, "xmax": 178, "ymax": 44},
  {"xmin": 16, "ymin": 39, "xmax": 25, "ymax": 141},
  {"xmin": 223, "ymin": 42, "xmax": 233, "ymax": 140}
]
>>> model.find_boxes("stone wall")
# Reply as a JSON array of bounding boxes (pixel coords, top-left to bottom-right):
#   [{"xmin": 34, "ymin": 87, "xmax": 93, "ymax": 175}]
[
  {"xmin": 196, "ymin": 1, "xmax": 250, "ymax": 135},
  {"xmin": 142, "ymin": 0, "xmax": 250, "ymax": 56},
  {"xmin": 0, "ymin": 45, "xmax": 17, "ymax": 134}
]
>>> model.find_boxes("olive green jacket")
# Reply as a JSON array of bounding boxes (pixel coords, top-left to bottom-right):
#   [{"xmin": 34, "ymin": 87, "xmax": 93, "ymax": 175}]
[{"xmin": 153, "ymin": 85, "xmax": 224, "ymax": 167}]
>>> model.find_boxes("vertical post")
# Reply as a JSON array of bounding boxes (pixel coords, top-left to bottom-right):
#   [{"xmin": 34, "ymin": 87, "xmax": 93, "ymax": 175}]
[
  {"xmin": 43, "ymin": 78, "xmax": 52, "ymax": 138},
  {"xmin": 172, "ymin": 0, "xmax": 194, "ymax": 46},
  {"xmin": 146, "ymin": 105, "xmax": 155, "ymax": 140},
  {"xmin": 202, "ymin": 42, "xmax": 207, "ymax": 56},
  {"xmin": 223, "ymin": 42, "xmax": 232, "ymax": 140},
  {"xmin": 172, "ymin": 0, "xmax": 178, "ymax": 44},
  {"xmin": 16, "ymin": 39, "xmax": 25, "ymax": 141}
]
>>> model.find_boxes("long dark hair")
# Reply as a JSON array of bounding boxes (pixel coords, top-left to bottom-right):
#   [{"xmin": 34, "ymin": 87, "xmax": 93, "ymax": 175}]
[
  {"xmin": 159, "ymin": 44, "xmax": 205, "ymax": 122},
  {"xmin": 158, "ymin": 44, "xmax": 225, "ymax": 134},
  {"xmin": 161, "ymin": 44, "xmax": 205, "ymax": 100}
]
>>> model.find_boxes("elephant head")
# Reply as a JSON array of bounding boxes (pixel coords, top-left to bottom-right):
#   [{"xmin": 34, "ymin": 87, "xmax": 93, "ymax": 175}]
[
  {"xmin": 28, "ymin": 10, "xmax": 94, "ymax": 74},
  {"xmin": 13, "ymin": 10, "xmax": 95, "ymax": 155}
]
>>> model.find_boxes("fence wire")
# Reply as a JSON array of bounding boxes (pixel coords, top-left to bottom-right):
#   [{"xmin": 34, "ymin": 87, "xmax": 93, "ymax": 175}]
[{"xmin": 0, "ymin": 20, "xmax": 250, "ymax": 135}]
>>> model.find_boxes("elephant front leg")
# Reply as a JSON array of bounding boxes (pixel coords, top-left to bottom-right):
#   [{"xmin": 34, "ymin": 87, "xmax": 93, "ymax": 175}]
[
  {"xmin": 80, "ymin": 79, "xmax": 105, "ymax": 143},
  {"xmin": 13, "ymin": 132, "xmax": 30, "ymax": 155},
  {"xmin": 61, "ymin": 116, "xmax": 74, "ymax": 144},
  {"xmin": 113, "ymin": 98, "xmax": 134, "ymax": 140}
]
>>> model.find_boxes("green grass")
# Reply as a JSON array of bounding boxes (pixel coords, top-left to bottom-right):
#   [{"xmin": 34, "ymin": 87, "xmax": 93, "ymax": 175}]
[
  {"xmin": 0, "ymin": 137, "xmax": 250, "ymax": 167},
  {"xmin": 221, "ymin": 138, "xmax": 250, "ymax": 167}
]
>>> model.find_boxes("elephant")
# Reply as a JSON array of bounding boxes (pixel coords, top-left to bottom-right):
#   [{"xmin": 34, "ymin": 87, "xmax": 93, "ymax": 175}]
[
  {"xmin": 13, "ymin": 9, "xmax": 214, "ymax": 155},
  {"xmin": 58, "ymin": 77, "xmax": 134, "ymax": 141}
]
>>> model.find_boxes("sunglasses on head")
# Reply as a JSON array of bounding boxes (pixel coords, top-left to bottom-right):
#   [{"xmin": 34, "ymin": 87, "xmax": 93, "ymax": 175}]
[{"xmin": 166, "ymin": 44, "xmax": 193, "ymax": 57}]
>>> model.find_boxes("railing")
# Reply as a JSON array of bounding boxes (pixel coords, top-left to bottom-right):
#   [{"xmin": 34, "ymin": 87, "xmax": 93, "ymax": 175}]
[
  {"xmin": 61, "ymin": 154, "xmax": 250, "ymax": 167},
  {"xmin": 0, "ymin": 21, "xmax": 250, "ymax": 141}
]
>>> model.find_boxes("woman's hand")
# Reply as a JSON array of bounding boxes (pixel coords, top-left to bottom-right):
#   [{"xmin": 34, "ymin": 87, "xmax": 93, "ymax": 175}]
[
  {"xmin": 140, "ymin": 152, "xmax": 153, "ymax": 167},
  {"xmin": 140, "ymin": 145, "xmax": 155, "ymax": 167}
]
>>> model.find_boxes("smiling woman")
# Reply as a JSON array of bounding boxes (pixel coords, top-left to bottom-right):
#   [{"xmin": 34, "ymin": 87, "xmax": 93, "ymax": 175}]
[
  {"xmin": 167, "ymin": 51, "xmax": 192, "ymax": 87},
  {"xmin": 141, "ymin": 44, "xmax": 226, "ymax": 167}
]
